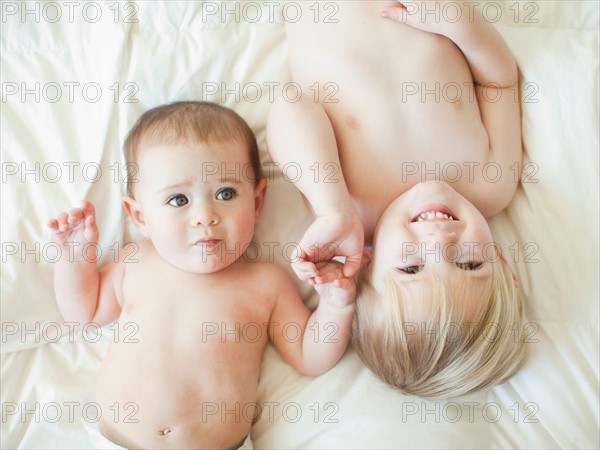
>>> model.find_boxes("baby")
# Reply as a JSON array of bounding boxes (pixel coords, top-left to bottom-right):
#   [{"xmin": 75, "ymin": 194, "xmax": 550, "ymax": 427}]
[
  {"xmin": 48, "ymin": 101, "xmax": 355, "ymax": 449},
  {"xmin": 267, "ymin": 1, "xmax": 525, "ymax": 398}
]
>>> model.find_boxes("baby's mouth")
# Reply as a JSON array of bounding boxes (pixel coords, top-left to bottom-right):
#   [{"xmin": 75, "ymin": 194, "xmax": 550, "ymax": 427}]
[
  {"xmin": 194, "ymin": 238, "xmax": 222, "ymax": 246},
  {"xmin": 411, "ymin": 208, "xmax": 459, "ymax": 223}
]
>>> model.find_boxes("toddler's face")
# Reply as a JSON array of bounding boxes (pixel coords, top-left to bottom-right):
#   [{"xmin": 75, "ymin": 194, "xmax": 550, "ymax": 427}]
[
  {"xmin": 370, "ymin": 181, "xmax": 493, "ymax": 314},
  {"xmin": 125, "ymin": 141, "xmax": 265, "ymax": 273}
]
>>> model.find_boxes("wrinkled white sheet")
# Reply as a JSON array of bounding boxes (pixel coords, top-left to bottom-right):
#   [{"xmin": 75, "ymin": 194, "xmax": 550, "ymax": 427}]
[{"xmin": 1, "ymin": 1, "xmax": 598, "ymax": 448}]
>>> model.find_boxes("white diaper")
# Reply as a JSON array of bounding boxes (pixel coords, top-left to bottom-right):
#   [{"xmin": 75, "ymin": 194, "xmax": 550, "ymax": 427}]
[{"xmin": 82, "ymin": 420, "xmax": 127, "ymax": 450}]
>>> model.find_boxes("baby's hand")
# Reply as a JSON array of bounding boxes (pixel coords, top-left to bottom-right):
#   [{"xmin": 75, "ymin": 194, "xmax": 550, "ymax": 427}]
[
  {"xmin": 293, "ymin": 212, "xmax": 364, "ymax": 281},
  {"xmin": 380, "ymin": 1, "xmax": 469, "ymax": 38},
  {"xmin": 311, "ymin": 261, "xmax": 356, "ymax": 309},
  {"xmin": 47, "ymin": 200, "xmax": 99, "ymax": 261}
]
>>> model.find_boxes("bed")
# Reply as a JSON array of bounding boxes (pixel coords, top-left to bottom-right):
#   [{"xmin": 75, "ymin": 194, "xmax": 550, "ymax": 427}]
[{"xmin": 1, "ymin": 1, "xmax": 598, "ymax": 448}]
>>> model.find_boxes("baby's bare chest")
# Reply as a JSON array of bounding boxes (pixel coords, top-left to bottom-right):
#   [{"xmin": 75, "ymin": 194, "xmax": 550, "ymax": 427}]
[{"xmin": 101, "ymin": 260, "xmax": 271, "ymax": 374}]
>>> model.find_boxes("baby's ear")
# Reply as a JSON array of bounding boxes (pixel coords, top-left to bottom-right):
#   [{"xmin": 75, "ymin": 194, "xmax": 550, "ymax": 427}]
[
  {"xmin": 123, "ymin": 196, "xmax": 148, "ymax": 237},
  {"xmin": 253, "ymin": 179, "xmax": 268, "ymax": 223}
]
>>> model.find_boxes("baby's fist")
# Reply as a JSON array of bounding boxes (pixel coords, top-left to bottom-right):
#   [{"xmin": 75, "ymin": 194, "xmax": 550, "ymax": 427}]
[
  {"xmin": 313, "ymin": 266, "xmax": 357, "ymax": 309},
  {"xmin": 48, "ymin": 200, "xmax": 99, "ymax": 249}
]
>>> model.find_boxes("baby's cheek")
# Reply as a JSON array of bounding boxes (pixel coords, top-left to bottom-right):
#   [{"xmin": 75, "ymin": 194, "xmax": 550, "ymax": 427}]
[
  {"xmin": 233, "ymin": 211, "xmax": 256, "ymax": 245},
  {"xmin": 152, "ymin": 225, "xmax": 184, "ymax": 253}
]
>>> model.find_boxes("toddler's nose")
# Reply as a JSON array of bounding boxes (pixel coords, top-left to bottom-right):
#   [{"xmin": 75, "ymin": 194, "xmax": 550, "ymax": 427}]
[
  {"xmin": 419, "ymin": 232, "xmax": 460, "ymax": 266},
  {"xmin": 422, "ymin": 230, "xmax": 459, "ymax": 247}
]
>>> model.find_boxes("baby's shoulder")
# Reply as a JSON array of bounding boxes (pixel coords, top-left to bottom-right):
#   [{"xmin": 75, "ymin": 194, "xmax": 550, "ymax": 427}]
[
  {"xmin": 131, "ymin": 239, "xmax": 154, "ymax": 253},
  {"xmin": 116, "ymin": 239, "xmax": 156, "ymax": 271},
  {"xmin": 241, "ymin": 260, "xmax": 292, "ymax": 282},
  {"xmin": 234, "ymin": 261, "xmax": 297, "ymax": 297}
]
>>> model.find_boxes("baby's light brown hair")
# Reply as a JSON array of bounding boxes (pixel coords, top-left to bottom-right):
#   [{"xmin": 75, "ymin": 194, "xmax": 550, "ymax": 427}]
[
  {"xmin": 123, "ymin": 101, "xmax": 264, "ymax": 196},
  {"xmin": 351, "ymin": 259, "xmax": 526, "ymax": 399}
]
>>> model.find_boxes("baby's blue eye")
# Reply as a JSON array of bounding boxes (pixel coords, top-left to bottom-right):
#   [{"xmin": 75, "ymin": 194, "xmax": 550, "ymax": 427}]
[
  {"xmin": 168, "ymin": 195, "xmax": 189, "ymax": 207},
  {"xmin": 399, "ymin": 265, "xmax": 424, "ymax": 275},
  {"xmin": 456, "ymin": 262, "xmax": 484, "ymax": 271},
  {"xmin": 216, "ymin": 188, "xmax": 237, "ymax": 201}
]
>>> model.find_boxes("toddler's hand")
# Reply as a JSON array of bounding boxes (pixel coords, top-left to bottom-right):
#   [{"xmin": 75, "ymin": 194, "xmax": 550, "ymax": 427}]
[
  {"xmin": 47, "ymin": 200, "xmax": 99, "ymax": 261},
  {"xmin": 293, "ymin": 212, "xmax": 364, "ymax": 281},
  {"xmin": 311, "ymin": 261, "xmax": 356, "ymax": 309},
  {"xmin": 380, "ymin": 1, "xmax": 469, "ymax": 38}
]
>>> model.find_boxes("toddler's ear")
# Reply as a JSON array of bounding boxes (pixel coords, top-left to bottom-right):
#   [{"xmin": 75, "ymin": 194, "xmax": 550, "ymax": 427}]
[
  {"xmin": 492, "ymin": 242, "xmax": 520, "ymax": 288},
  {"xmin": 499, "ymin": 253, "xmax": 520, "ymax": 288},
  {"xmin": 361, "ymin": 249, "xmax": 372, "ymax": 267},
  {"xmin": 123, "ymin": 196, "xmax": 148, "ymax": 237}
]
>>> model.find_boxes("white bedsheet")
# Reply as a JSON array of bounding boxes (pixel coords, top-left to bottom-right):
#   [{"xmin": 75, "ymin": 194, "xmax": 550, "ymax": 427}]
[{"xmin": 1, "ymin": 1, "xmax": 598, "ymax": 448}]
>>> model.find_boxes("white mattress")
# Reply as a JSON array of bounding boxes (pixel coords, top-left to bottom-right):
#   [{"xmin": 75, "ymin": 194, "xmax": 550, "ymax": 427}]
[{"xmin": 1, "ymin": 1, "xmax": 598, "ymax": 448}]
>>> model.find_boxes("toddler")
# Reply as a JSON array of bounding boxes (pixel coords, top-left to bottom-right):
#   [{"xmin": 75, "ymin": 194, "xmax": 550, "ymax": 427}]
[{"xmin": 267, "ymin": 1, "xmax": 525, "ymax": 399}]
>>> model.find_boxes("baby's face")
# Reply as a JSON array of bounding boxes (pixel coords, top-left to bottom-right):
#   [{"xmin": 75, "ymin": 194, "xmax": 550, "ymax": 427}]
[
  {"xmin": 370, "ymin": 181, "xmax": 493, "ymax": 313},
  {"xmin": 126, "ymin": 141, "xmax": 265, "ymax": 273}
]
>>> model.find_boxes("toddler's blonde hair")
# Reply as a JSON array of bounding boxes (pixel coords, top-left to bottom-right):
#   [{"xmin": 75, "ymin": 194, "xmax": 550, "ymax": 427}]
[{"xmin": 351, "ymin": 259, "xmax": 525, "ymax": 399}]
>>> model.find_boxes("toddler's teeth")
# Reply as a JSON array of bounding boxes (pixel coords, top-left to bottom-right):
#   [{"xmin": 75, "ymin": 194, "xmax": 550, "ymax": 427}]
[{"xmin": 414, "ymin": 209, "xmax": 457, "ymax": 222}]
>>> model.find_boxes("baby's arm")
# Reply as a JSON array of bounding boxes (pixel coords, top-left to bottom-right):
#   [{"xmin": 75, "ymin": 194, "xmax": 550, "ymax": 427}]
[
  {"xmin": 383, "ymin": 1, "xmax": 523, "ymax": 214},
  {"xmin": 48, "ymin": 200, "xmax": 123, "ymax": 325},
  {"xmin": 267, "ymin": 95, "xmax": 364, "ymax": 279},
  {"xmin": 268, "ymin": 263, "xmax": 355, "ymax": 376}
]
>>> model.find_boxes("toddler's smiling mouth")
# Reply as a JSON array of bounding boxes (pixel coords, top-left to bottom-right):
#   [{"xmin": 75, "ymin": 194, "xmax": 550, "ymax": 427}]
[{"xmin": 411, "ymin": 207, "xmax": 459, "ymax": 223}]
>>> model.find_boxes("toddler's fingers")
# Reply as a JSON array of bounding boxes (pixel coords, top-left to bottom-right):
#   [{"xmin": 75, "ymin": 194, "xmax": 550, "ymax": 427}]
[
  {"xmin": 314, "ymin": 272, "xmax": 341, "ymax": 285},
  {"xmin": 314, "ymin": 261, "xmax": 341, "ymax": 271},
  {"xmin": 47, "ymin": 218, "xmax": 59, "ymax": 230},
  {"xmin": 342, "ymin": 254, "xmax": 362, "ymax": 279},
  {"xmin": 313, "ymin": 263, "xmax": 344, "ymax": 285},
  {"xmin": 292, "ymin": 260, "xmax": 320, "ymax": 280}
]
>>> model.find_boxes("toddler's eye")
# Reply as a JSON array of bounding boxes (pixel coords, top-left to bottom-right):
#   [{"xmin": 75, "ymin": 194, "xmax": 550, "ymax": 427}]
[
  {"xmin": 216, "ymin": 188, "xmax": 237, "ymax": 201},
  {"xmin": 398, "ymin": 265, "xmax": 424, "ymax": 275},
  {"xmin": 168, "ymin": 195, "xmax": 189, "ymax": 207},
  {"xmin": 456, "ymin": 262, "xmax": 484, "ymax": 271}
]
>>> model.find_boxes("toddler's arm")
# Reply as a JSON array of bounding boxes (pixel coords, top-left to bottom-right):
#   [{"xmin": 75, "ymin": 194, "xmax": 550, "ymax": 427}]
[
  {"xmin": 382, "ymin": 1, "xmax": 518, "ymax": 86},
  {"xmin": 268, "ymin": 263, "xmax": 355, "ymax": 376},
  {"xmin": 48, "ymin": 200, "xmax": 123, "ymax": 325},
  {"xmin": 382, "ymin": 1, "xmax": 523, "ymax": 214},
  {"xmin": 267, "ymin": 95, "xmax": 364, "ymax": 280}
]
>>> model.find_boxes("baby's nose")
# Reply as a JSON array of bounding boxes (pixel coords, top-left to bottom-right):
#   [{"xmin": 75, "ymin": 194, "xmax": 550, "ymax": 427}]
[{"xmin": 191, "ymin": 207, "xmax": 220, "ymax": 226}]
